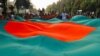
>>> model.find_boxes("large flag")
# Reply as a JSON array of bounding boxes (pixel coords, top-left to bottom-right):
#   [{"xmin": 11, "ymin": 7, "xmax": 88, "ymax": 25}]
[
  {"xmin": 4, "ymin": 21, "xmax": 95, "ymax": 42},
  {"xmin": 0, "ymin": 15, "xmax": 100, "ymax": 56}
]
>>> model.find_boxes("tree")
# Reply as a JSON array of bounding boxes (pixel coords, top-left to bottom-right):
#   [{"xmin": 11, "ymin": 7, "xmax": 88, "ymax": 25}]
[
  {"xmin": 46, "ymin": 0, "xmax": 100, "ymax": 17},
  {"xmin": 0, "ymin": 0, "xmax": 7, "ymax": 15},
  {"xmin": 15, "ymin": 0, "xmax": 30, "ymax": 14}
]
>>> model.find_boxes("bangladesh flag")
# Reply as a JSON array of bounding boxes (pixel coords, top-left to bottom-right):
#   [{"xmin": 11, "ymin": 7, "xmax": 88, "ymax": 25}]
[{"xmin": 0, "ymin": 15, "xmax": 100, "ymax": 56}]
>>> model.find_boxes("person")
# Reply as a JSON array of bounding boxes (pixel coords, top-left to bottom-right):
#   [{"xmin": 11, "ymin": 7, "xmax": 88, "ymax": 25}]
[
  {"xmin": 0, "ymin": 14, "xmax": 4, "ymax": 20},
  {"xmin": 61, "ymin": 12, "xmax": 68, "ymax": 21},
  {"xmin": 90, "ymin": 12, "xmax": 95, "ymax": 18}
]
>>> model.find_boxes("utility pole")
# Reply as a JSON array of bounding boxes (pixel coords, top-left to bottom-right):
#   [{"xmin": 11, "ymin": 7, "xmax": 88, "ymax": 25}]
[{"xmin": 2, "ymin": 0, "xmax": 7, "ymax": 16}]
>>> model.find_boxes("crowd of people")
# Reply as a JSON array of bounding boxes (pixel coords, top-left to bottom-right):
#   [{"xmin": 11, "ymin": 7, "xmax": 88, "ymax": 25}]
[
  {"xmin": 0, "ymin": 7, "xmax": 98, "ymax": 21},
  {"xmin": 0, "ymin": 7, "xmax": 71, "ymax": 21}
]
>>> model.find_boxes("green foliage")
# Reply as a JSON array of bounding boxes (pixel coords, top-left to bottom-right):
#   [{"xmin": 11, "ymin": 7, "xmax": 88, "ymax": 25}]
[
  {"xmin": 15, "ymin": 0, "xmax": 30, "ymax": 9},
  {"xmin": 46, "ymin": 0, "xmax": 100, "ymax": 16}
]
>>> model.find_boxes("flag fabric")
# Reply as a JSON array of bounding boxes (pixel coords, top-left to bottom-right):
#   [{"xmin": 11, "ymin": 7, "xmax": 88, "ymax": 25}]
[
  {"xmin": 4, "ymin": 21, "xmax": 95, "ymax": 42},
  {"xmin": 0, "ymin": 15, "xmax": 100, "ymax": 56}
]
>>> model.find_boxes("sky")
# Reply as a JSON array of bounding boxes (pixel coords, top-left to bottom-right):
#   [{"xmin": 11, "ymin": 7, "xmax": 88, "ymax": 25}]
[
  {"xmin": 9, "ymin": 0, "xmax": 14, "ymax": 2},
  {"xmin": 9, "ymin": 0, "xmax": 59, "ymax": 9},
  {"xmin": 30, "ymin": 0, "xmax": 59, "ymax": 9}
]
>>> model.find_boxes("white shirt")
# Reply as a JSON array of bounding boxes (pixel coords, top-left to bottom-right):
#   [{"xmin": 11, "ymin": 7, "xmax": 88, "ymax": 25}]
[{"xmin": 61, "ymin": 13, "xmax": 68, "ymax": 21}]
